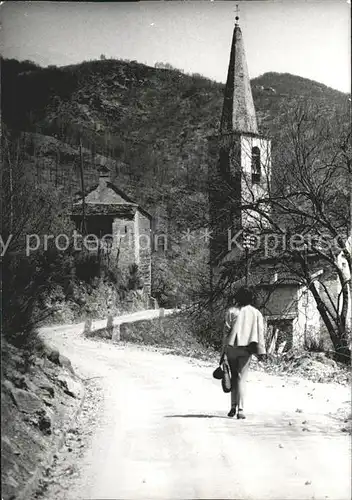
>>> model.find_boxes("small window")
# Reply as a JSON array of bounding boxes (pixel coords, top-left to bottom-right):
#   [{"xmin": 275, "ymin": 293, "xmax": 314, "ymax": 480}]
[
  {"xmin": 251, "ymin": 146, "xmax": 261, "ymax": 184},
  {"xmin": 86, "ymin": 216, "xmax": 113, "ymax": 238}
]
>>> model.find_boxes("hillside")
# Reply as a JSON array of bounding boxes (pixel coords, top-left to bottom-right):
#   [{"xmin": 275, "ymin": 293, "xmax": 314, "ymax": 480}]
[
  {"xmin": 1, "ymin": 57, "xmax": 351, "ymax": 500},
  {"xmin": 2, "ymin": 58, "xmax": 349, "ymax": 214},
  {"xmin": 1, "ymin": 57, "xmax": 350, "ymax": 306}
]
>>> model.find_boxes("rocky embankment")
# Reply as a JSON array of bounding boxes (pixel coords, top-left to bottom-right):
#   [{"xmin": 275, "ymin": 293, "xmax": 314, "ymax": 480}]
[
  {"xmin": 1, "ymin": 340, "xmax": 84, "ymax": 500},
  {"xmin": 39, "ymin": 280, "xmax": 150, "ymax": 325}
]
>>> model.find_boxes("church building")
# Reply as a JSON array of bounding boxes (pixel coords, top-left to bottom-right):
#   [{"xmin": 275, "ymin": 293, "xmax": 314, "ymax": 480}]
[{"xmin": 207, "ymin": 16, "xmax": 324, "ymax": 351}]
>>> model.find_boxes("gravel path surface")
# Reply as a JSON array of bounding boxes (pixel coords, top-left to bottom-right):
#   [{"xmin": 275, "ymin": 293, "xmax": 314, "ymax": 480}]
[{"xmin": 35, "ymin": 324, "xmax": 351, "ymax": 500}]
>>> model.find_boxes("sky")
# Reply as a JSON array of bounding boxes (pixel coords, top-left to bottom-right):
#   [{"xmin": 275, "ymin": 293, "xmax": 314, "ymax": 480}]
[{"xmin": 0, "ymin": 1, "xmax": 350, "ymax": 93}]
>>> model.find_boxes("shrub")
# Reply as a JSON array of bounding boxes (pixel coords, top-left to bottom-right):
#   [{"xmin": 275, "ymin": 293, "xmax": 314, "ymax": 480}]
[
  {"xmin": 121, "ymin": 313, "xmax": 218, "ymax": 359},
  {"xmin": 1, "ymin": 130, "xmax": 75, "ymax": 346},
  {"xmin": 127, "ymin": 263, "xmax": 143, "ymax": 291},
  {"xmin": 304, "ymin": 332, "xmax": 330, "ymax": 353},
  {"xmin": 74, "ymin": 251, "xmax": 101, "ymax": 282}
]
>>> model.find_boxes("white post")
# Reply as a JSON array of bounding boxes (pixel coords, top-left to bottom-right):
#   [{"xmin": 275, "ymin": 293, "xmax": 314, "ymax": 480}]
[
  {"xmin": 84, "ymin": 318, "xmax": 92, "ymax": 336},
  {"xmin": 112, "ymin": 324, "xmax": 121, "ymax": 343}
]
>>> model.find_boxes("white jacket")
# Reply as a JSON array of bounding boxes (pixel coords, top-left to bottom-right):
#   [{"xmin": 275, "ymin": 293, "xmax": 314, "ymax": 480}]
[{"xmin": 223, "ymin": 305, "xmax": 266, "ymax": 355}]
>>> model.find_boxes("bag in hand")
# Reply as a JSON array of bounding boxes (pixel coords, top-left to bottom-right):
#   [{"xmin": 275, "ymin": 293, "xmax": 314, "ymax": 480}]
[
  {"xmin": 212, "ymin": 355, "xmax": 232, "ymax": 393},
  {"xmin": 221, "ymin": 356, "xmax": 232, "ymax": 393},
  {"xmin": 212, "ymin": 366, "xmax": 223, "ymax": 380}
]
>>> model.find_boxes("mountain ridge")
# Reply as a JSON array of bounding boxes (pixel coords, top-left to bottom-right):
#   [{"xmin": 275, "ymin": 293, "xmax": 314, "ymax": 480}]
[{"xmin": 1, "ymin": 57, "xmax": 349, "ymax": 223}]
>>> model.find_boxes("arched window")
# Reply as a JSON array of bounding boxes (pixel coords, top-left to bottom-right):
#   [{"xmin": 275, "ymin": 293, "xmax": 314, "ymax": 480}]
[{"xmin": 251, "ymin": 146, "xmax": 261, "ymax": 183}]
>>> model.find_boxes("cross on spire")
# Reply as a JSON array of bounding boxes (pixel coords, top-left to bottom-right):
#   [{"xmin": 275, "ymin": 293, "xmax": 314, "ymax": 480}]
[
  {"xmin": 235, "ymin": 4, "xmax": 240, "ymax": 25},
  {"xmin": 219, "ymin": 4, "xmax": 258, "ymax": 134}
]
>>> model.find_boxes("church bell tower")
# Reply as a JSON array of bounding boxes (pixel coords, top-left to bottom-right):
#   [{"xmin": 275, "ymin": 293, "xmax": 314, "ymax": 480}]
[{"xmin": 208, "ymin": 15, "xmax": 271, "ymax": 268}]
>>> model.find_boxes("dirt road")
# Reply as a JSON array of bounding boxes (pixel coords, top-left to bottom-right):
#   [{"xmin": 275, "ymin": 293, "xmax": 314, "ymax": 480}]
[{"xmin": 40, "ymin": 324, "xmax": 351, "ymax": 500}]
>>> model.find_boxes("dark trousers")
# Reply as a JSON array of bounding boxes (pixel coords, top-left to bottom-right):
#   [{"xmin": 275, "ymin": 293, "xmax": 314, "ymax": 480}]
[{"xmin": 226, "ymin": 346, "xmax": 251, "ymax": 410}]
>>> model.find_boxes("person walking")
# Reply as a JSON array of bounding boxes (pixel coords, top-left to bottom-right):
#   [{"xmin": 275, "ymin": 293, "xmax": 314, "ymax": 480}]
[{"xmin": 221, "ymin": 286, "xmax": 266, "ymax": 419}]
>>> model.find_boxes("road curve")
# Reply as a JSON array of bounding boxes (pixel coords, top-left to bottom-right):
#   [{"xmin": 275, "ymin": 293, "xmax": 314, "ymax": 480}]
[{"xmin": 41, "ymin": 324, "xmax": 351, "ymax": 500}]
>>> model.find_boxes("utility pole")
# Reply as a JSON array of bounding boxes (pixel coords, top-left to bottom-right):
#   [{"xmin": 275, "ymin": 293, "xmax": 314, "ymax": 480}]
[
  {"xmin": 55, "ymin": 148, "xmax": 59, "ymax": 188},
  {"xmin": 244, "ymin": 245, "xmax": 249, "ymax": 285},
  {"xmin": 8, "ymin": 142, "xmax": 14, "ymax": 234},
  {"xmin": 79, "ymin": 137, "xmax": 86, "ymax": 234}
]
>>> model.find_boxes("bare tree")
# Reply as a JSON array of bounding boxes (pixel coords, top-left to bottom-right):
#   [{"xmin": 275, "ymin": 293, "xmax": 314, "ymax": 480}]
[
  {"xmin": 1, "ymin": 129, "xmax": 75, "ymax": 344},
  {"xmin": 210, "ymin": 102, "xmax": 351, "ymax": 360}
]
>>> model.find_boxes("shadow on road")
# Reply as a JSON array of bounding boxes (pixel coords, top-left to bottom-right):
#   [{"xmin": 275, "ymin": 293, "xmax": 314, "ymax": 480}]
[{"xmin": 165, "ymin": 414, "xmax": 229, "ymax": 419}]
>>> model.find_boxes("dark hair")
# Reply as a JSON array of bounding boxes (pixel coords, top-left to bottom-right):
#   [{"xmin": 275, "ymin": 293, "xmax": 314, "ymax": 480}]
[{"xmin": 234, "ymin": 286, "xmax": 256, "ymax": 307}]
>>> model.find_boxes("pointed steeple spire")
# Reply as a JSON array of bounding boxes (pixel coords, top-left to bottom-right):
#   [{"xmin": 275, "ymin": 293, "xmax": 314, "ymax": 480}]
[{"xmin": 220, "ymin": 15, "xmax": 258, "ymax": 135}]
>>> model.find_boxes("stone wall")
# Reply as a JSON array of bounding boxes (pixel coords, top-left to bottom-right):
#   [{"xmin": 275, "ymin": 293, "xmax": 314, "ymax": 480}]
[
  {"xmin": 296, "ymin": 286, "xmax": 321, "ymax": 347},
  {"xmin": 136, "ymin": 210, "xmax": 152, "ymax": 295},
  {"xmin": 207, "ymin": 132, "xmax": 271, "ymax": 268},
  {"xmin": 107, "ymin": 211, "xmax": 152, "ymax": 295},
  {"xmin": 111, "ymin": 217, "xmax": 136, "ymax": 271},
  {"xmin": 259, "ymin": 285, "xmax": 300, "ymax": 349},
  {"xmin": 207, "ymin": 134, "xmax": 241, "ymax": 265}
]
